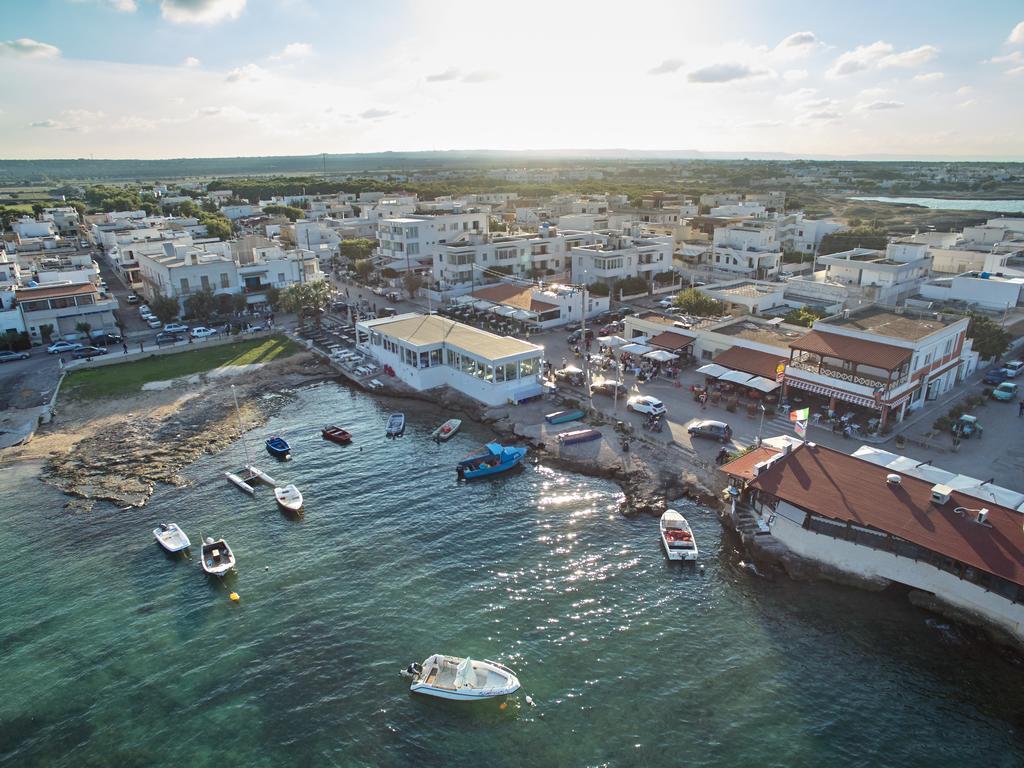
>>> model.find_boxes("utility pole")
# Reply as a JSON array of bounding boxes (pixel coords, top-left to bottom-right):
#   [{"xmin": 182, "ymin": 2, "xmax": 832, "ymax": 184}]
[{"xmin": 581, "ymin": 283, "xmax": 591, "ymax": 408}]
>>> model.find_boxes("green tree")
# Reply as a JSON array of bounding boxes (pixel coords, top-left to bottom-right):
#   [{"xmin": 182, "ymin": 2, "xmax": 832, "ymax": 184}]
[
  {"xmin": 31, "ymin": 203, "xmax": 46, "ymax": 218},
  {"xmin": 587, "ymin": 282, "xmax": 610, "ymax": 297},
  {"xmin": 231, "ymin": 294, "xmax": 248, "ymax": 315},
  {"xmin": 199, "ymin": 212, "xmax": 232, "ymax": 240},
  {"xmin": 75, "ymin": 321, "xmax": 92, "ymax": 338},
  {"xmin": 149, "ymin": 292, "xmax": 180, "ymax": 323},
  {"xmin": 354, "ymin": 258, "xmax": 373, "ymax": 281},
  {"xmin": 263, "ymin": 205, "xmax": 305, "ymax": 221},
  {"xmin": 39, "ymin": 323, "xmax": 55, "ymax": 344},
  {"xmin": 263, "ymin": 286, "xmax": 282, "ymax": 311},
  {"xmin": 403, "ymin": 272, "xmax": 423, "ymax": 298},
  {"xmin": 673, "ymin": 287, "xmax": 724, "ymax": 316},
  {"xmin": 340, "ymin": 238, "xmax": 376, "ymax": 262},
  {"xmin": 616, "ymin": 276, "xmax": 648, "ymax": 296},
  {"xmin": 966, "ymin": 313, "xmax": 1012, "ymax": 361},
  {"xmin": 782, "ymin": 306, "xmax": 825, "ymax": 327},
  {"xmin": 184, "ymin": 289, "xmax": 217, "ymax": 322},
  {"xmin": 381, "ymin": 267, "xmax": 399, "ymax": 280}
]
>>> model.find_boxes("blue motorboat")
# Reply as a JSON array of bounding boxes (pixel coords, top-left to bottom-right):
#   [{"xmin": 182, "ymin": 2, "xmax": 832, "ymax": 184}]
[
  {"xmin": 265, "ymin": 436, "xmax": 291, "ymax": 459},
  {"xmin": 544, "ymin": 409, "xmax": 585, "ymax": 425},
  {"xmin": 457, "ymin": 442, "xmax": 528, "ymax": 480}
]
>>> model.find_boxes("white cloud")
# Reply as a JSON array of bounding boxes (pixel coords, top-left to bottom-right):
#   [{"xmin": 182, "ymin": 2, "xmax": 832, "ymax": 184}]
[
  {"xmin": 0, "ymin": 38, "xmax": 61, "ymax": 58},
  {"xmin": 1008, "ymin": 21, "xmax": 1024, "ymax": 44},
  {"xmin": 183, "ymin": 56, "xmax": 201, "ymax": 67},
  {"xmin": 360, "ymin": 108, "xmax": 396, "ymax": 120},
  {"xmin": 955, "ymin": 85, "xmax": 974, "ymax": 97},
  {"xmin": 774, "ymin": 31, "xmax": 823, "ymax": 57},
  {"xmin": 425, "ymin": 68, "xmax": 459, "ymax": 82},
  {"xmin": 271, "ymin": 42, "xmax": 312, "ymax": 60},
  {"xmin": 801, "ymin": 109, "xmax": 842, "ymax": 122},
  {"xmin": 648, "ymin": 58, "xmax": 685, "ymax": 75},
  {"xmin": 987, "ymin": 51, "xmax": 1023, "ymax": 64},
  {"xmin": 783, "ymin": 69, "xmax": 808, "ymax": 81},
  {"xmin": 803, "ymin": 97, "xmax": 838, "ymax": 109},
  {"xmin": 861, "ymin": 100, "xmax": 904, "ymax": 110},
  {"xmin": 30, "ymin": 119, "xmax": 63, "ymax": 129},
  {"xmin": 687, "ymin": 63, "xmax": 771, "ymax": 83},
  {"xmin": 1009, "ymin": 65, "xmax": 1024, "ymax": 76},
  {"xmin": 913, "ymin": 71, "xmax": 944, "ymax": 82},
  {"xmin": 827, "ymin": 40, "xmax": 938, "ymax": 77},
  {"xmin": 461, "ymin": 70, "xmax": 498, "ymax": 83},
  {"xmin": 160, "ymin": 0, "xmax": 246, "ymax": 25},
  {"xmin": 225, "ymin": 63, "xmax": 265, "ymax": 82},
  {"xmin": 107, "ymin": 0, "xmax": 137, "ymax": 10}
]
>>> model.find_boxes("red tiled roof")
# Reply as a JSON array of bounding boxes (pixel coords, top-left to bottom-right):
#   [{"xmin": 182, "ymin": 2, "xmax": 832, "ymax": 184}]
[
  {"xmin": 791, "ymin": 330, "xmax": 910, "ymax": 372},
  {"xmin": 749, "ymin": 443, "xmax": 1024, "ymax": 587},
  {"xmin": 649, "ymin": 330, "xmax": 695, "ymax": 351},
  {"xmin": 713, "ymin": 346, "xmax": 788, "ymax": 379},
  {"xmin": 720, "ymin": 446, "xmax": 781, "ymax": 482}
]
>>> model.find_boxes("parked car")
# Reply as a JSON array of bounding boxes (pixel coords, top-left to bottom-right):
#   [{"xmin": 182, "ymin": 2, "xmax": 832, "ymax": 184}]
[
  {"xmin": 553, "ymin": 366, "xmax": 585, "ymax": 386},
  {"xmin": 91, "ymin": 332, "xmax": 123, "ymax": 346},
  {"xmin": 590, "ymin": 379, "xmax": 628, "ymax": 397},
  {"xmin": 983, "ymin": 367, "xmax": 1009, "ymax": 385},
  {"xmin": 47, "ymin": 341, "xmax": 84, "ymax": 355},
  {"xmin": 190, "ymin": 326, "xmax": 217, "ymax": 339},
  {"xmin": 1003, "ymin": 360, "xmax": 1024, "ymax": 378},
  {"xmin": 688, "ymin": 419, "xmax": 733, "ymax": 443},
  {"xmin": 71, "ymin": 345, "xmax": 108, "ymax": 359},
  {"xmin": 126, "ymin": 293, "xmax": 140, "ymax": 305},
  {"xmin": 146, "ymin": 317, "xmax": 162, "ymax": 329},
  {"xmin": 139, "ymin": 304, "xmax": 152, "ymax": 315},
  {"xmin": 657, "ymin": 297, "xmax": 676, "ymax": 309},
  {"xmin": 0, "ymin": 350, "xmax": 30, "ymax": 363},
  {"xmin": 568, "ymin": 328, "xmax": 595, "ymax": 344},
  {"xmin": 598, "ymin": 322, "xmax": 623, "ymax": 335},
  {"xmin": 626, "ymin": 395, "xmax": 667, "ymax": 416},
  {"xmin": 164, "ymin": 322, "xmax": 189, "ymax": 334},
  {"xmin": 991, "ymin": 381, "xmax": 1020, "ymax": 401},
  {"xmin": 155, "ymin": 332, "xmax": 183, "ymax": 345}
]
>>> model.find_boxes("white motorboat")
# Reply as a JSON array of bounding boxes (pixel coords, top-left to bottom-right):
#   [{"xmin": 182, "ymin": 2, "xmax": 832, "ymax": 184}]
[
  {"xmin": 402, "ymin": 654, "xmax": 520, "ymax": 701},
  {"xmin": 660, "ymin": 510, "xmax": 698, "ymax": 561},
  {"xmin": 386, "ymin": 412, "xmax": 406, "ymax": 438},
  {"xmin": 431, "ymin": 418, "xmax": 462, "ymax": 442},
  {"xmin": 274, "ymin": 484, "xmax": 304, "ymax": 513},
  {"xmin": 153, "ymin": 522, "xmax": 191, "ymax": 553},
  {"xmin": 200, "ymin": 536, "xmax": 236, "ymax": 576}
]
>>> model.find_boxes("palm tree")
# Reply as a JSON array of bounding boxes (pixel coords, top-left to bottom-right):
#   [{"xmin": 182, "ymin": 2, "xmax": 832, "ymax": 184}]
[{"xmin": 306, "ymin": 279, "xmax": 332, "ymax": 331}]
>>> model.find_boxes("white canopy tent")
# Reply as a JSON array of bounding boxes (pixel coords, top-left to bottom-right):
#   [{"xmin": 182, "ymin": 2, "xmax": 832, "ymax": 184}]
[
  {"xmin": 620, "ymin": 343, "xmax": 654, "ymax": 355},
  {"xmin": 598, "ymin": 335, "xmax": 629, "ymax": 348},
  {"xmin": 628, "ymin": 335, "xmax": 651, "ymax": 344},
  {"xmin": 453, "ymin": 295, "xmax": 475, "ymax": 306},
  {"xmin": 643, "ymin": 349, "xmax": 678, "ymax": 362},
  {"xmin": 473, "ymin": 300, "xmax": 494, "ymax": 311},
  {"xmin": 510, "ymin": 309, "xmax": 535, "ymax": 321},
  {"xmin": 495, "ymin": 305, "xmax": 519, "ymax": 318},
  {"xmin": 745, "ymin": 375, "xmax": 780, "ymax": 393},
  {"xmin": 696, "ymin": 363, "xmax": 731, "ymax": 378}
]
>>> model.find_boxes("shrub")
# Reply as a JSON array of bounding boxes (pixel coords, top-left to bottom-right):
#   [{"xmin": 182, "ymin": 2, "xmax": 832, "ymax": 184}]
[
  {"xmin": 933, "ymin": 415, "xmax": 952, "ymax": 433},
  {"xmin": 587, "ymin": 282, "xmax": 610, "ymax": 297},
  {"xmin": 982, "ymin": 387, "xmax": 992, "ymax": 399},
  {"xmin": 726, "ymin": 397, "xmax": 738, "ymax": 413},
  {"xmin": 673, "ymin": 288, "xmax": 724, "ymax": 316}
]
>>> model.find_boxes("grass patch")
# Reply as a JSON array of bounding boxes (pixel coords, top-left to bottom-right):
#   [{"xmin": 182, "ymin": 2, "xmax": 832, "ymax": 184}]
[{"xmin": 62, "ymin": 336, "xmax": 300, "ymax": 400}]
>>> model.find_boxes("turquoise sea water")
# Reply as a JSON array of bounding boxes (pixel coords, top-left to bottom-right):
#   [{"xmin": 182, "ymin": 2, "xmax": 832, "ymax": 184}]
[
  {"xmin": 2, "ymin": 382, "xmax": 1024, "ymax": 767},
  {"xmin": 850, "ymin": 196, "xmax": 1024, "ymax": 213}
]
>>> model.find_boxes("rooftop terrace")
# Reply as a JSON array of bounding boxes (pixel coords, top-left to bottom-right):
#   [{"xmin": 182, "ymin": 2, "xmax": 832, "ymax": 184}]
[
  {"xmin": 824, "ymin": 306, "xmax": 960, "ymax": 341},
  {"xmin": 712, "ymin": 318, "xmax": 806, "ymax": 349}
]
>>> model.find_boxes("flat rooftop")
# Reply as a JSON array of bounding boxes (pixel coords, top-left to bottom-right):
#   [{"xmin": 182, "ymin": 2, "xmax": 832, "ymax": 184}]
[
  {"xmin": 712, "ymin": 318, "xmax": 806, "ymax": 349},
  {"xmin": 709, "ymin": 281, "xmax": 781, "ymax": 298},
  {"xmin": 362, "ymin": 313, "xmax": 542, "ymax": 361},
  {"xmin": 824, "ymin": 306, "xmax": 958, "ymax": 341}
]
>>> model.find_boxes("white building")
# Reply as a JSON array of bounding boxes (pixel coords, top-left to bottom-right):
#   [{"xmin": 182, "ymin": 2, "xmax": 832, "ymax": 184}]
[
  {"xmin": 711, "ymin": 221, "xmax": 783, "ymax": 279},
  {"xmin": 469, "ymin": 281, "xmax": 609, "ymax": 329},
  {"xmin": 570, "ymin": 228, "xmax": 674, "ymax": 287},
  {"xmin": 813, "ymin": 242, "xmax": 931, "ymax": 306},
  {"xmin": 355, "ymin": 313, "xmax": 546, "ymax": 405},
  {"xmin": 375, "ymin": 209, "xmax": 490, "ymax": 283},
  {"xmin": 919, "ymin": 271, "xmax": 1024, "ymax": 311},
  {"xmin": 709, "ymin": 202, "xmax": 767, "ymax": 218},
  {"xmin": 774, "ymin": 213, "xmax": 844, "ymax": 255},
  {"xmin": 13, "ymin": 217, "xmax": 56, "ymax": 239}
]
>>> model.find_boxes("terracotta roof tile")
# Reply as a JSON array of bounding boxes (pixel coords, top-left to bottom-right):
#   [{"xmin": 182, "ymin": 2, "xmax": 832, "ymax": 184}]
[
  {"xmin": 649, "ymin": 330, "xmax": 695, "ymax": 351},
  {"xmin": 790, "ymin": 330, "xmax": 911, "ymax": 371},
  {"xmin": 15, "ymin": 282, "xmax": 97, "ymax": 301},
  {"xmin": 713, "ymin": 346, "xmax": 788, "ymax": 379},
  {"xmin": 720, "ymin": 446, "xmax": 781, "ymax": 482},
  {"xmin": 749, "ymin": 443, "xmax": 1024, "ymax": 587}
]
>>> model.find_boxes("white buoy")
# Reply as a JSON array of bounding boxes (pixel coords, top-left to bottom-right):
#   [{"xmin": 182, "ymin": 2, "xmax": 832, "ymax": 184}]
[{"xmin": 525, "ymin": 695, "xmax": 536, "ymax": 707}]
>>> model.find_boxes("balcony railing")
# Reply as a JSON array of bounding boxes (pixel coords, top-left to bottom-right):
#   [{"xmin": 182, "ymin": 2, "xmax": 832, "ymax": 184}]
[{"xmin": 789, "ymin": 353, "xmax": 904, "ymax": 389}]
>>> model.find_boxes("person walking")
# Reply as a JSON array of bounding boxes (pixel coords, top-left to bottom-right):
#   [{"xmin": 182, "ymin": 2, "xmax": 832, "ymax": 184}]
[
  {"xmin": 122, "ymin": 341, "xmax": 128, "ymax": 355},
  {"xmin": 1019, "ymin": 399, "xmax": 1024, "ymax": 417}
]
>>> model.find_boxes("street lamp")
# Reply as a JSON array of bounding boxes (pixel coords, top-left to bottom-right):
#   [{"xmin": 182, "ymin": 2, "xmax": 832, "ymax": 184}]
[{"xmin": 757, "ymin": 402, "xmax": 766, "ymax": 446}]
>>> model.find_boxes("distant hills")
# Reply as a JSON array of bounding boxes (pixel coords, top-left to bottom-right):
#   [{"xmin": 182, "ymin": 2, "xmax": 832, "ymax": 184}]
[{"xmin": 1, "ymin": 149, "xmax": 1020, "ymax": 183}]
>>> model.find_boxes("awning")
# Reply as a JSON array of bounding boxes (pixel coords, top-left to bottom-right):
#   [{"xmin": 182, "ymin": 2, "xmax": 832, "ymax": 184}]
[
  {"xmin": 745, "ymin": 375, "xmax": 780, "ymax": 393},
  {"xmin": 598, "ymin": 335, "xmax": 629, "ymax": 347},
  {"xmin": 629, "ymin": 334, "xmax": 651, "ymax": 344},
  {"xmin": 511, "ymin": 309, "xmax": 534, "ymax": 321},
  {"xmin": 719, "ymin": 370, "xmax": 756, "ymax": 385},
  {"xmin": 620, "ymin": 343, "xmax": 654, "ymax": 355},
  {"xmin": 453, "ymin": 295, "xmax": 475, "ymax": 306},
  {"xmin": 473, "ymin": 300, "xmax": 493, "ymax": 311},
  {"xmin": 696, "ymin": 363, "xmax": 731, "ymax": 378},
  {"xmin": 643, "ymin": 350, "xmax": 678, "ymax": 362},
  {"xmin": 495, "ymin": 305, "xmax": 518, "ymax": 317}
]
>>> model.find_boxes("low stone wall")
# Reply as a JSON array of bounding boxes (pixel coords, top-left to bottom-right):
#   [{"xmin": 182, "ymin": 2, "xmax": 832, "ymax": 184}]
[{"xmin": 65, "ymin": 331, "xmax": 272, "ymax": 371}]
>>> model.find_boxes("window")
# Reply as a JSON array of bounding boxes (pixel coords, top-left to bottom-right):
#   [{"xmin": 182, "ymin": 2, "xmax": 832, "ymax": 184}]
[
  {"xmin": 430, "ymin": 349, "xmax": 442, "ymax": 366},
  {"xmin": 419, "ymin": 351, "xmax": 430, "ymax": 368},
  {"xmin": 943, "ymin": 337, "xmax": 953, "ymax": 356},
  {"xmin": 407, "ymin": 242, "xmax": 420, "ymax": 256},
  {"xmin": 278, "ymin": 273, "xmax": 285, "ymax": 283},
  {"xmin": 519, "ymin": 357, "xmax": 539, "ymax": 377},
  {"xmin": 220, "ymin": 272, "xmax": 230, "ymax": 288},
  {"xmin": 200, "ymin": 275, "xmax": 210, "ymax": 291},
  {"xmin": 180, "ymin": 277, "xmax": 189, "ymax": 294},
  {"xmin": 503, "ymin": 362, "xmax": 518, "ymax": 381}
]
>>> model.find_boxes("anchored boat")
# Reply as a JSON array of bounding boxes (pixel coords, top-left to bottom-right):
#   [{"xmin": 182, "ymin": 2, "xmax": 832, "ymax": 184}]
[
  {"xmin": 322, "ymin": 425, "xmax": 352, "ymax": 444},
  {"xmin": 200, "ymin": 536, "xmax": 236, "ymax": 576},
  {"xmin": 431, "ymin": 418, "xmax": 462, "ymax": 442},
  {"xmin": 401, "ymin": 654, "xmax": 520, "ymax": 701},
  {"xmin": 386, "ymin": 412, "xmax": 406, "ymax": 438},
  {"xmin": 660, "ymin": 510, "xmax": 698, "ymax": 561},
  {"xmin": 265, "ymin": 436, "xmax": 291, "ymax": 459},
  {"xmin": 457, "ymin": 442, "xmax": 527, "ymax": 480},
  {"xmin": 153, "ymin": 522, "xmax": 190, "ymax": 553},
  {"xmin": 274, "ymin": 484, "xmax": 304, "ymax": 513},
  {"xmin": 225, "ymin": 385, "xmax": 277, "ymax": 493}
]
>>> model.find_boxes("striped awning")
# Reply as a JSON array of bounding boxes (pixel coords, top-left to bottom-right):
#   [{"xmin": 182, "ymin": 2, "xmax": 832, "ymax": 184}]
[{"xmin": 786, "ymin": 375, "xmax": 917, "ymax": 410}]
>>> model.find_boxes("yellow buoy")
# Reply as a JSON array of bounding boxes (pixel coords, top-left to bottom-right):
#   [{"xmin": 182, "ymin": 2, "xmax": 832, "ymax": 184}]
[
  {"xmin": 229, "ymin": 592, "xmax": 240, "ymax": 602},
  {"xmin": 499, "ymin": 702, "xmax": 507, "ymax": 710}
]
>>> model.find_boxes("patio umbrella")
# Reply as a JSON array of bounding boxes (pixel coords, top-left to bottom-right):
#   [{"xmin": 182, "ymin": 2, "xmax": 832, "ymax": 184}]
[
  {"xmin": 643, "ymin": 349, "xmax": 678, "ymax": 362},
  {"xmin": 620, "ymin": 343, "xmax": 654, "ymax": 355},
  {"xmin": 598, "ymin": 335, "xmax": 629, "ymax": 348},
  {"xmin": 696, "ymin": 363, "xmax": 730, "ymax": 378}
]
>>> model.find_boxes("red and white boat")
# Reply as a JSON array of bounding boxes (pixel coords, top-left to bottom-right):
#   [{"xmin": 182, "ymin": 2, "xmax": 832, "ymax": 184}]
[
  {"xmin": 431, "ymin": 418, "xmax": 462, "ymax": 443},
  {"xmin": 660, "ymin": 510, "xmax": 698, "ymax": 561},
  {"xmin": 322, "ymin": 425, "xmax": 352, "ymax": 444}
]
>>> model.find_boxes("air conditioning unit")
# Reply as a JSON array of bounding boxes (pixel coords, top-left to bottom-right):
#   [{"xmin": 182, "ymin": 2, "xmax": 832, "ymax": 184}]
[{"xmin": 930, "ymin": 483, "xmax": 953, "ymax": 505}]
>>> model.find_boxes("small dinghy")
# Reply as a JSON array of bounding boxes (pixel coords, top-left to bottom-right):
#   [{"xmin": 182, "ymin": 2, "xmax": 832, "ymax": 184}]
[
  {"xmin": 265, "ymin": 436, "xmax": 291, "ymax": 459},
  {"xmin": 401, "ymin": 654, "xmax": 520, "ymax": 701},
  {"xmin": 386, "ymin": 412, "xmax": 406, "ymax": 438},
  {"xmin": 274, "ymin": 484, "xmax": 304, "ymax": 513},
  {"xmin": 660, "ymin": 510, "xmax": 698, "ymax": 561},
  {"xmin": 322, "ymin": 425, "xmax": 352, "ymax": 445},
  {"xmin": 457, "ymin": 442, "xmax": 527, "ymax": 480},
  {"xmin": 557, "ymin": 428, "xmax": 601, "ymax": 445},
  {"xmin": 153, "ymin": 522, "xmax": 190, "ymax": 553},
  {"xmin": 431, "ymin": 418, "xmax": 462, "ymax": 442},
  {"xmin": 200, "ymin": 536, "xmax": 236, "ymax": 576}
]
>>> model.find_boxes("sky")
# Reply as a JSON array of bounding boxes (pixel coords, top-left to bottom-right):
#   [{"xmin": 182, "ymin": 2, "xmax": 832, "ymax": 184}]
[{"xmin": 1, "ymin": 0, "xmax": 1023, "ymax": 160}]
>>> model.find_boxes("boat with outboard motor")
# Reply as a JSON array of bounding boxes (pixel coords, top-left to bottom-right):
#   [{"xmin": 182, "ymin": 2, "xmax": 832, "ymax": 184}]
[
  {"xmin": 386, "ymin": 412, "xmax": 406, "ymax": 438},
  {"xmin": 431, "ymin": 418, "xmax": 462, "ymax": 442},
  {"xmin": 200, "ymin": 536, "xmax": 236, "ymax": 576},
  {"xmin": 153, "ymin": 523, "xmax": 191, "ymax": 553},
  {"xmin": 660, "ymin": 509, "xmax": 698, "ymax": 561},
  {"xmin": 401, "ymin": 654, "xmax": 520, "ymax": 701},
  {"xmin": 265, "ymin": 436, "xmax": 291, "ymax": 459},
  {"xmin": 322, "ymin": 425, "xmax": 352, "ymax": 444},
  {"xmin": 456, "ymin": 442, "xmax": 527, "ymax": 480},
  {"xmin": 274, "ymin": 484, "xmax": 304, "ymax": 513}
]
